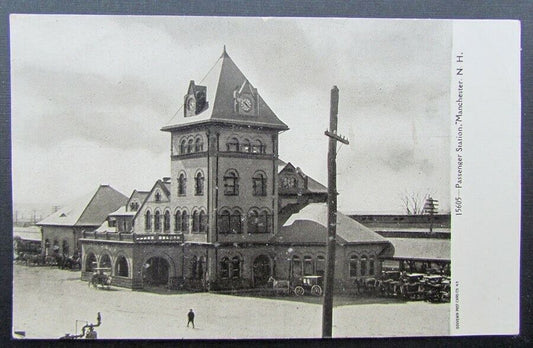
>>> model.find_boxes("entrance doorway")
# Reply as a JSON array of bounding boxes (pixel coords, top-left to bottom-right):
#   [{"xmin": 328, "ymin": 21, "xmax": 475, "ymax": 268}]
[
  {"xmin": 143, "ymin": 257, "xmax": 170, "ymax": 288},
  {"xmin": 253, "ymin": 255, "xmax": 271, "ymax": 287}
]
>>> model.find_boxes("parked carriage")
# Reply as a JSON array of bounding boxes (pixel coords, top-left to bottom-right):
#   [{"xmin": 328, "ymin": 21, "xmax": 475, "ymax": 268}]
[
  {"xmin": 267, "ymin": 275, "xmax": 324, "ymax": 296},
  {"xmin": 89, "ymin": 268, "xmax": 112, "ymax": 290},
  {"xmin": 293, "ymin": 276, "xmax": 323, "ymax": 296}
]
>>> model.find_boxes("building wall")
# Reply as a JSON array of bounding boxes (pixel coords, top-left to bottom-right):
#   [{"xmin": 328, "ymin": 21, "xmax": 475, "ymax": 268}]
[{"xmin": 41, "ymin": 225, "xmax": 82, "ymax": 257}]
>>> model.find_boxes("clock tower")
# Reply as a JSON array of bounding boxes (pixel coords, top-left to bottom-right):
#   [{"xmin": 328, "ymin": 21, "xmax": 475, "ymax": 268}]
[{"xmin": 161, "ymin": 47, "xmax": 288, "ymax": 289}]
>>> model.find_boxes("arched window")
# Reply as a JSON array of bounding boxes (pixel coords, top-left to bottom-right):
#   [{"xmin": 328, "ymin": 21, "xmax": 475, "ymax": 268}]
[
  {"xmin": 316, "ymin": 255, "xmax": 326, "ymax": 277},
  {"xmin": 230, "ymin": 210, "xmax": 242, "ymax": 234},
  {"xmin": 163, "ymin": 210, "xmax": 170, "ymax": 232},
  {"xmin": 174, "ymin": 210, "xmax": 181, "ymax": 232},
  {"xmin": 62, "ymin": 240, "xmax": 69, "ymax": 256},
  {"xmin": 291, "ymin": 255, "xmax": 302, "ymax": 279},
  {"xmin": 256, "ymin": 210, "xmax": 271, "ymax": 233},
  {"xmin": 100, "ymin": 254, "xmax": 112, "ymax": 268},
  {"xmin": 180, "ymin": 139, "xmax": 187, "ymax": 154},
  {"xmin": 369, "ymin": 256, "xmax": 375, "ymax": 276},
  {"xmin": 53, "ymin": 240, "xmax": 59, "ymax": 254},
  {"xmin": 232, "ymin": 256, "xmax": 241, "ymax": 278},
  {"xmin": 116, "ymin": 256, "xmax": 129, "ymax": 277},
  {"xmin": 227, "ymin": 137, "xmax": 239, "ymax": 152},
  {"xmin": 197, "ymin": 256, "xmax": 205, "ymax": 280},
  {"xmin": 350, "ymin": 255, "xmax": 358, "ymax": 277},
  {"xmin": 304, "ymin": 256, "xmax": 313, "ymax": 275},
  {"xmin": 187, "ymin": 138, "xmax": 194, "ymax": 153},
  {"xmin": 192, "ymin": 211, "xmax": 200, "ymax": 233},
  {"xmin": 252, "ymin": 172, "xmax": 267, "ymax": 196},
  {"xmin": 218, "ymin": 209, "xmax": 230, "ymax": 233},
  {"xmin": 181, "ymin": 211, "xmax": 189, "ymax": 233},
  {"xmin": 360, "ymin": 256, "xmax": 368, "ymax": 276},
  {"xmin": 178, "ymin": 173, "xmax": 187, "ymax": 196},
  {"xmin": 199, "ymin": 211, "xmax": 208, "ymax": 233},
  {"xmin": 195, "ymin": 172, "xmax": 204, "ymax": 196},
  {"xmin": 195, "ymin": 137, "xmax": 204, "ymax": 152},
  {"xmin": 220, "ymin": 257, "xmax": 230, "ymax": 279},
  {"xmin": 154, "ymin": 211, "xmax": 161, "ymax": 231},
  {"xmin": 155, "ymin": 191, "xmax": 161, "ymax": 202},
  {"xmin": 86, "ymin": 252, "xmax": 96, "ymax": 272},
  {"xmin": 241, "ymin": 138, "xmax": 251, "ymax": 152},
  {"xmin": 190, "ymin": 256, "xmax": 198, "ymax": 279},
  {"xmin": 247, "ymin": 209, "xmax": 259, "ymax": 233},
  {"xmin": 145, "ymin": 210, "xmax": 152, "ymax": 231},
  {"xmin": 252, "ymin": 139, "xmax": 265, "ymax": 153},
  {"xmin": 223, "ymin": 170, "xmax": 239, "ymax": 196}
]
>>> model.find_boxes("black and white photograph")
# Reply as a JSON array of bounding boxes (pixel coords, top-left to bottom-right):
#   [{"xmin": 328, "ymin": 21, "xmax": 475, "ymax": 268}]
[{"xmin": 10, "ymin": 15, "xmax": 520, "ymax": 339}]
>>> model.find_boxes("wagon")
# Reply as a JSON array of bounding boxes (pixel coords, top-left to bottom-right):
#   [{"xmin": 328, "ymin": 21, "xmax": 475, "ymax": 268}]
[
  {"xmin": 293, "ymin": 275, "xmax": 323, "ymax": 296},
  {"xmin": 89, "ymin": 268, "xmax": 112, "ymax": 290}
]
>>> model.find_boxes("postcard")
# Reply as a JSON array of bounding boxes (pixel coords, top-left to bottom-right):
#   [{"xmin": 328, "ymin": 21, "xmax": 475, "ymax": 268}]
[{"xmin": 10, "ymin": 15, "xmax": 520, "ymax": 339}]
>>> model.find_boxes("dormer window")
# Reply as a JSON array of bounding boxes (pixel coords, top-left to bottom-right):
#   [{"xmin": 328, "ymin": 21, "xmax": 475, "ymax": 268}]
[
  {"xmin": 155, "ymin": 192, "xmax": 161, "ymax": 202},
  {"xmin": 184, "ymin": 81, "xmax": 208, "ymax": 117},
  {"xmin": 281, "ymin": 176, "xmax": 297, "ymax": 189}
]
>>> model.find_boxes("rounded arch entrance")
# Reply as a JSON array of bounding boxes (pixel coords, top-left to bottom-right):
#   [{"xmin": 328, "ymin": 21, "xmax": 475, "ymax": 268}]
[
  {"xmin": 253, "ymin": 254, "xmax": 272, "ymax": 287},
  {"xmin": 142, "ymin": 253, "xmax": 175, "ymax": 289}
]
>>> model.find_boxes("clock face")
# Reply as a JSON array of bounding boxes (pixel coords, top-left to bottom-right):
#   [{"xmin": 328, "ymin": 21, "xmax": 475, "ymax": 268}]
[
  {"xmin": 239, "ymin": 96, "xmax": 253, "ymax": 112},
  {"xmin": 187, "ymin": 97, "xmax": 196, "ymax": 111}
]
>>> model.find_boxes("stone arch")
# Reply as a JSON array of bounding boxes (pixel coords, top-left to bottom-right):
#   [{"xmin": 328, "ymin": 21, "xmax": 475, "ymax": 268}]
[
  {"xmin": 141, "ymin": 251, "xmax": 177, "ymax": 288},
  {"xmin": 84, "ymin": 251, "xmax": 97, "ymax": 272},
  {"xmin": 114, "ymin": 254, "xmax": 130, "ymax": 277},
  {"xmin": 253, "ymin": 254, "xmax": 272, "ymax": 287},
  {"xmin": 99, "ymin": 252, "xmax": 112, "ymax": 269}
]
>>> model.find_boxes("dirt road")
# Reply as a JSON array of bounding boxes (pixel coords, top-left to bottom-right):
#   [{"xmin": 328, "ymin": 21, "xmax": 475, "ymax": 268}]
[{"xmin": 13, "ymin": 265, "xmax": 449, "ymax": 339}]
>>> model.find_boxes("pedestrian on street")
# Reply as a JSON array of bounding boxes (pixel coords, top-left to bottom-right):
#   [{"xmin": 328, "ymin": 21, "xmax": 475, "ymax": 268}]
[{"xmin": 187, "ymin": 309, "xmax": 195, "ymax": 328}]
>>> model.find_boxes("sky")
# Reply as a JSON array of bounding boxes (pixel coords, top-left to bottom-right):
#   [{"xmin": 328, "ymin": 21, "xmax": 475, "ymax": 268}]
[{"xmin": 11, "ymin": 15, "xmax": 452, "ymax": 214}]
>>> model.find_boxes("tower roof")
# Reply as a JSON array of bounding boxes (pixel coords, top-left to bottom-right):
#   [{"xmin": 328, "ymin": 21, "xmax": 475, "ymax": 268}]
[{"xmin": 161, "ymin": 48, "xmax": 288, "ymax": 132}]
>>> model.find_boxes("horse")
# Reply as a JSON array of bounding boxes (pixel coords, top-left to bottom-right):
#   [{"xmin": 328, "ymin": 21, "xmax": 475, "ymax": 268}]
[
  {"xmin": 25, "ymin": 254, "xmax": 45, "ymax": 266},
  {"xmin": 267, "ymin": 276, "xmax": 290, "ymax": 294}
]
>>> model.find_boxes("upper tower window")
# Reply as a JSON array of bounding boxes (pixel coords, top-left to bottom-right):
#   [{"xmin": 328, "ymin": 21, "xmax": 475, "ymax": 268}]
[
  {"xmin": 195, "ymin": 137, "xmax": 204, "ymax": 152},
  {"xmin": 251, "ymin": 139, "xmax": 265, "ymax": 154},
  {"xmin": 223, "ymin": 170, "xmax": 239, "ymax": 196},
  {"xmin": 178, "ymin": 173, "xmax": 187, "ymax": 196},
  {"xmin": 180, "ymin": 139, "xmax": 187, "ymax": 154},
  {"xmin": 187, "ymin": 139, "xmax": 194, "ymax": 154},
  {"xmin": 195, "ymin": 171, "xmax": 204, "ymax": 196},
  {"xmin": 241, "ymin": 139, "xmax": 251, "ymax": 153},
  {"xmin": 252, "ymin": 172, "xmax": 267, "ymax": 196},
  {"xmin": 227, "ymin": 138, "xmax": 239, "ymax": 152}
]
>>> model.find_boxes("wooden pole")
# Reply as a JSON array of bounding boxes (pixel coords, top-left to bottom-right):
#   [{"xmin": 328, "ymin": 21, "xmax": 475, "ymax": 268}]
[{"xmin": 322, "ymin": 86, "xmax": 340, "ymax": 338}]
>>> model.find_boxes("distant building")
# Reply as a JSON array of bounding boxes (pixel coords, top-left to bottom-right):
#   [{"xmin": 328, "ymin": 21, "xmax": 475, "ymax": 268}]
[
  {"xmin": 37, "ymin": 185, "xmax": 128, "ymax": 257},
  {"xmin": 79, "ymin": 49, "xmax": 393, "ymax": 291},
  {"xmin": 348, "ymin": 213, "xmax": 451, "ymax": 274}
]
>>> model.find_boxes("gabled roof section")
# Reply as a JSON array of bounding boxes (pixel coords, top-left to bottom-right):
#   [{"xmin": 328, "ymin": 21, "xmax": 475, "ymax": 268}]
[
  {"xmin": 272, "ymin": 203, "xmax": 391, "ymax": 246},
  {"xmin": 37, "ymin": 185, "xmax": 128, "ymax": 227},
  {"xmin": 278, "ymin": 161, "xmax": 327, "ymax": 194},
  {"xmin": 162, "ymin": 48, "xmax": 288, "ymax": 131}
]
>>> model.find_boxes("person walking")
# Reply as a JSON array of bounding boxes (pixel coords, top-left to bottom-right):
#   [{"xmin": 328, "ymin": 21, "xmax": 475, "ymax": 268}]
[{"xmin": 187, "ymin": 309, "xmax": 195, "ymax": 328}]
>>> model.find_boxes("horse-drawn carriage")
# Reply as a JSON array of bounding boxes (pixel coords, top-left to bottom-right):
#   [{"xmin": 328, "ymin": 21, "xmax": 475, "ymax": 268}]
[
  {"xmin": 89, "ymin": 268, "xmax": 112, "ymax": 290},
  {"xmin": 268, "ymin": 275, "xmax": 323, "ymax": 296}
]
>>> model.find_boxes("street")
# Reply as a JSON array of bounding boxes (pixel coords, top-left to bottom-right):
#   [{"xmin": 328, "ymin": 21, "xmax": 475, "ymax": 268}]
[{"xmin": 13, "ymin": 264, "xmax": 449, "ymax": 339}]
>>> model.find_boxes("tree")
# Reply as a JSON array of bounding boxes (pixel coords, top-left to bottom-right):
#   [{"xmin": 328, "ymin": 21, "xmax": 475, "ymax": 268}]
[{"xmin": 401, "ymin": 191, "xmax": 431, "ymax": 215}]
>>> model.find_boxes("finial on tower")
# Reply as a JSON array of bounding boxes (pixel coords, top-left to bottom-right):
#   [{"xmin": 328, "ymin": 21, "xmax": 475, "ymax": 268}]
[{"xmin": 221, "ymin": 45, "xmax": 229, "ymax": 58}]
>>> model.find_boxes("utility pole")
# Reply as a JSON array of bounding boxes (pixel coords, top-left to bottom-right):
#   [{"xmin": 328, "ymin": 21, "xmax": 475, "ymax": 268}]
[
  {"xmin": 322, "ymin": 86, "xmax": 349, "ymax": 338},
  {"xmin": 423, "ymin": 196, "xmax": 439, "ymax": 233}
]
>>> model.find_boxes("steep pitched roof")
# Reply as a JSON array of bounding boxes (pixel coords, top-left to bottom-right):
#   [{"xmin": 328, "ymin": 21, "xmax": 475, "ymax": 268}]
[
  {"xmin": 37, "ymin": 185, "xmax": 128, "ymax": 227},
  {"xmin": 272, "ymin": 203, "xmax": 392, "ymax": 248},
  {"xmin": 162, "ymin": 48, "xmax": 288, "ymax": 131},
  {"xmin": 278, "ymin": 161, "xmax": 327, "ymax": 194}
]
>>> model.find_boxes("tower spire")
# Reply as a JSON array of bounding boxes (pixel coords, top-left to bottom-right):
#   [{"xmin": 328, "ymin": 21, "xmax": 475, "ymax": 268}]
[{"xmin": 221, "ymin": 45, "xmax": 229, "ymax": 58}]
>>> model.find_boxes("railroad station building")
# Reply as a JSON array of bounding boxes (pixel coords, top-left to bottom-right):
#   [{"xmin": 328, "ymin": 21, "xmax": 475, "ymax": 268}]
[{"xmin": 78, "ymin": 48, "xmax": 394, "ymax": 292}]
